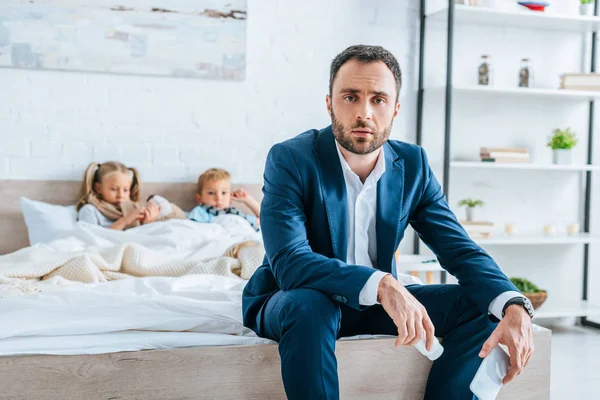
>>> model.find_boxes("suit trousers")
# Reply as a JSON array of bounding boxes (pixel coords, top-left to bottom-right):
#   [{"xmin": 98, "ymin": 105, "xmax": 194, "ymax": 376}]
[{"xmin": 256, "ymin": 284, "xmax": 497, "ymax": 399}]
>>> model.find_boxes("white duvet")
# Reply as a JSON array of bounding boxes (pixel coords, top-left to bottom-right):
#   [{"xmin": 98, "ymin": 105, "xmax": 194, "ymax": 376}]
[
  {"xmin": 0, "ymin": 216, "xmax": 264, "ymax": 285},
  {"xmin": 0, "ymin": 217, "xmax": 269, "ymax": 355}
]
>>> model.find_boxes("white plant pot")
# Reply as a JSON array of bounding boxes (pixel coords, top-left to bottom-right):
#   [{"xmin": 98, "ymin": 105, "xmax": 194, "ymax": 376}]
[
  {"xmin": 552, "ymin": 149, "xmax": 572, "ymax": 165},
  {"xmin": 466, "ymin": 207, "xmax": 474, "ymax": 221},
  {"xmin": 580, "ymin": 3, "xmax": 595, "ymax": 16}
]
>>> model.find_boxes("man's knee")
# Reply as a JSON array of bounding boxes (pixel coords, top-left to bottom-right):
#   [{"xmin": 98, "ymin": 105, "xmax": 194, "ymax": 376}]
[
  {"xmin": 451, "ymin": 287, "xmax": 494, "ymax": 328},
  {"xmin": 276, "ymin": 289, "xmax": 341, "ymax": 328}
]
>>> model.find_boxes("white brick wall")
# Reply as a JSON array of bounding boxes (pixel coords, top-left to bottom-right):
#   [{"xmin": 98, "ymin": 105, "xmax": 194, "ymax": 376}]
[
  {"xmin": 1, "ymin": 137, "xmax": 29, "ymax": 157},
  {"xmin": 0, "ymin": 0, "xmax": 418, "ymax": 184},
  {"xmin": 62, "ymin": 143, "xmax": 94, "ymax": 166},
  {"xmin": 2, "ymin": 121, "xmax": 48, "ymax": 138},
  {"xmin": 152, "ymin": 146, "xmax": 181, "ymax": 166},
  {"xmin": 30, "ymin": 139, "xmax": 62, "ymax": 158},
  {"xmin": 93, "ymin": 144, "xmax": 122, "ymax": 162},
  {"xmin": 9, "ymin": 158, "xmax": 75, "ymax": 180},
  {"xmin": 0, "ymin": 157, "xmax": 8, "ymax": 179}
]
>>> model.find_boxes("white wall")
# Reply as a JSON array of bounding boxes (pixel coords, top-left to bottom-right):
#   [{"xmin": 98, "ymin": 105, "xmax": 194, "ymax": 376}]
[
  {"xmin": 0, "ymin": 0, "xmax": 418, "ymax": 184},
  {"xmin": 1, "ymin": 0, "xmax": 598, "ymax": 315}
]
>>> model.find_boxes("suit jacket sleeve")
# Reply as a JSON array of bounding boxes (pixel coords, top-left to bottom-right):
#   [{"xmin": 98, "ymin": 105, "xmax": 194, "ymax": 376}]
[
  {"xmin": 409, "ymin": 148, "xmax": 520, "ymax": 316},
  {"xmin": 261, "ymin": 143, "xmax": 376, "ymax": 310}
]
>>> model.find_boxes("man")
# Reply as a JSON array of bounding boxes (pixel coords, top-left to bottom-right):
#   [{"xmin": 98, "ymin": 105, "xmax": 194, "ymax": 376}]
[{"xmin": 242, "ymin": 45, "xmax": 535, "ymax": 399}]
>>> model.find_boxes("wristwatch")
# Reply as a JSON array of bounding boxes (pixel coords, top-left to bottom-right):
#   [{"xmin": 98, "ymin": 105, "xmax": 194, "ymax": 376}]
[{"xmin": 502, "ymin": 296, "xmax": 534, "ymax": 319}]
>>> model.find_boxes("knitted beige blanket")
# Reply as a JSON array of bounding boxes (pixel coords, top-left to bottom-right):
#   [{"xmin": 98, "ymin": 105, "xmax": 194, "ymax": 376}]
[{"xmin": 0, "ymin": 240, "xmax": 264, "ymax": 285}]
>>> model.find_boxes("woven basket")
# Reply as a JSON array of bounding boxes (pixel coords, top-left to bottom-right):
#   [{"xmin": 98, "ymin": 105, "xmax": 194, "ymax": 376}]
[{"xmin": 524, "ymin": 291, "xmax": 547, "ymax": 310}]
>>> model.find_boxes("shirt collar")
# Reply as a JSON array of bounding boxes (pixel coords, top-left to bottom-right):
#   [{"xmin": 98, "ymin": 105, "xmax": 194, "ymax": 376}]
[{"xmin": 335, "ymin": 140, "xmax": 386, "ymax": 184}]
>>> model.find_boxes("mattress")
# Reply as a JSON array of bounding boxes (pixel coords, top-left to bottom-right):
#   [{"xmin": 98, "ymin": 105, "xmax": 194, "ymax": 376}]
[
  {"xmin": 0, "ymin": 331, "xmax": 273, "ymax": 356},
  {"xmin": 0, "ymin": 274, "xmax": 264, "ymax": 356}
]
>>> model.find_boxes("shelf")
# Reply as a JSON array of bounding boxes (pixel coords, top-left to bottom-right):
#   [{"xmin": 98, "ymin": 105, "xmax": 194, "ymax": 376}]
[
  {"xmin": 451, "ymin": 161, "xmax": 600, "ymax": 172},
  {"xmin": 534, "ymin": 300, "xmax": 600, "ymax": 319},
  {"xmin": 474, "ymin": 233, "xmax": 600, "ymax": 245},
  {"xmin": 430, "ymin": 85, "xmax": 600, "ymax": 100},
  {"xmin": 397, "ymin": 255, "xmax": 442, "ymax": 272},
  {"xmin": 427, "ymin": 4, "xmax": 600, "ymax": 33}
]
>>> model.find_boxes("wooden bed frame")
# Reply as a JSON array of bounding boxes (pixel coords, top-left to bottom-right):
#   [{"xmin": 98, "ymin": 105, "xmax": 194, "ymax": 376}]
[{"xmin": 0, "ymin": 180, "xmax": 552, "ymax": 399}]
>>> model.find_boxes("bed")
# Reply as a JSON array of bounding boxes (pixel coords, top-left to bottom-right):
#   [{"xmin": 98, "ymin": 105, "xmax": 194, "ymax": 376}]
[{"xmin": 0, "ymin": 180, "xmax": 551, "ymax": 399}]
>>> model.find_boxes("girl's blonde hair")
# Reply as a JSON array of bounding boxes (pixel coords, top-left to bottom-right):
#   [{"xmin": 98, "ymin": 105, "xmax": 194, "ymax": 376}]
[
  {"xmin": 76, "ymin": 161, "xmax": 142, "ymax": 211},
  {"xmin": 197, "ymin": 168, "xmax": 231, "ymax": 194}
]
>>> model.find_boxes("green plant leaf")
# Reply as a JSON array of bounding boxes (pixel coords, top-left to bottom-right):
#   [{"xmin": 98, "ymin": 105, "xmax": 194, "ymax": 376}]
[
  {"xmin": 548, "ymin": 128, "xmax": 578, "ymax": 150},
  {"xmin": 510, "ymin": 277, "xmax": 544, "ymax": 293},
  {"xmin": 458, "ymin": 198, "xmax": 484, "ymax": 208}
]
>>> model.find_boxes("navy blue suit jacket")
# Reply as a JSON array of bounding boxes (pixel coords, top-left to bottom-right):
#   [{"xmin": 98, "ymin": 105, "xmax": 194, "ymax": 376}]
[{"xmin": 242, "ymin": 126, "xmax": 518, "ymax": 332}]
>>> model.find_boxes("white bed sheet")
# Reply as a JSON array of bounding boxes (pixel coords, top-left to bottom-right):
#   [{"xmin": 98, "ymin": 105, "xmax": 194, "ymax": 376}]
[
  {"xmin": 0, "ymin": 218, "xmax": 403, "ymax": 357},
  {"xmin": 0, "ymin": 217, "xmax": 269, "ymax": 356},
  {"xmin": 0, "ymin": 274, "xmax": 253, "ymax": 339},
  {"xmin": 0, "ymin": 272, "xmax": 396, "ymax": 356}
]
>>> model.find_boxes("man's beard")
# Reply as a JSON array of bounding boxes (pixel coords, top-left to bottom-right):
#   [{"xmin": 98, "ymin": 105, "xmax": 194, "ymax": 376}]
[{"xmin": 331, "ymin": 109, "xmax": 392, "ymax": 155}]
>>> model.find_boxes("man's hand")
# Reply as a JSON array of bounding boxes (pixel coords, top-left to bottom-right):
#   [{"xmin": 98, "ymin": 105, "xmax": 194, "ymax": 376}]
[
  {"xmin": 479, "ymin": 305, "xmax": 535, "ymax": 384},
  {"xmin": 378, "ymin": 275, "xmax": 436, "ymax": 351}
]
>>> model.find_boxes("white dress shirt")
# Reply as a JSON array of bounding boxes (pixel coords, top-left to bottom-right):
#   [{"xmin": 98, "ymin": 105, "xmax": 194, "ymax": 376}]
[{"xmin": 335, "ymin": 141, "xmax": 524, "ymax": 320}]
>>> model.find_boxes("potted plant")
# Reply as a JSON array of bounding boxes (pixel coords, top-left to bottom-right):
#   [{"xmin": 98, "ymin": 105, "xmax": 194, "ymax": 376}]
[
  {"xmin": 458, "ymin": 198, "xmax": 484, "ymax": 221},
  {"xmin": 581, "ymin": 0, "xmax": 595, "ymax": 16},
  {"xmin": 548, "ymin": 127, "xmax": 578, "ymax": 165},
  {"xmin": 510, "ymin": 277, "xmax": 547, "ymax": 310}
]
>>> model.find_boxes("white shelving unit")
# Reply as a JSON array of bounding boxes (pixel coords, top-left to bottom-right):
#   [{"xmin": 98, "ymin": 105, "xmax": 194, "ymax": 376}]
[
  {"xmin": 417, "ymin": 3, "xmax": 600, "ymax": 324},
  {"xmin": 427, "ymin": 4, "xmax": 600, "ymax": 32},
  {"xmin": 474, "ymin": 233, "xmax": 600, "ymax": 246},
  {"xmin": 430, "ymin": 85, "xmax": 600, "ymax": 101},
  {"xmin": 397, "ymin": 254, "xmax": 441, "ymax": 272},
  {"xmin": 451, "ymin": 161, "xmax": 600, "ymax": 172},
  {"xmin": 534, "ymin": 300, "xmax": 600, "ymax": 319}
]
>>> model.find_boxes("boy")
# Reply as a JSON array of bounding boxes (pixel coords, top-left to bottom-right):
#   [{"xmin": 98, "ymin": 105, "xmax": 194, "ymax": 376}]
[{"xmin": 188, "ymin": 168, "xmax": 261, "ymax": 231}]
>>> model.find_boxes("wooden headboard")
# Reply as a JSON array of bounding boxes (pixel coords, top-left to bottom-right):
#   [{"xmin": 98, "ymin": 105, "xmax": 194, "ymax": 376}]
[{"xmin": 0, "ymin": 180, "xmax": 263, "ymax": 255}]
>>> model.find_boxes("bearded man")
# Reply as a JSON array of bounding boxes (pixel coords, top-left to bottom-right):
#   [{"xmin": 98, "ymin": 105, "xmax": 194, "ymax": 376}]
[{"xmin": 242, "ymin": 45, "xmax": 534, "ymax": 400}]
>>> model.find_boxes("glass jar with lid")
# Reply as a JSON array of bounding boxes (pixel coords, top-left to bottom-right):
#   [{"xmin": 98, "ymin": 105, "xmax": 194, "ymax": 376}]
[
  {"xmin": 478, "ymin": 55, "xmax": 493, "ymax": 86},
  {"xmin": 519, "ymin": 58, "xmax": 532, "ymax": 88}
]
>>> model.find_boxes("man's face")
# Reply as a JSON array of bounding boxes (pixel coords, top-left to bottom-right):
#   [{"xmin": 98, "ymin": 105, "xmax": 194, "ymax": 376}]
[{"xmin": 326, "ymin": 60, "xmax": 400, "ymax": 155}]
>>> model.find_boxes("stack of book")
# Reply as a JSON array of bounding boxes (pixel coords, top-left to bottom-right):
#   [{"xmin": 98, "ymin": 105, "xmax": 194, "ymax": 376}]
[
  {"xmin": 480, "ymin": 147, "xmax": 530, "ymax": 163},
  {"xmin": 560, "ymin": 73, "xmax": 600, "ymax": 91},
  {"xmin": 460, "ymin": 220, "xmax": 493, "ymax": 239}
]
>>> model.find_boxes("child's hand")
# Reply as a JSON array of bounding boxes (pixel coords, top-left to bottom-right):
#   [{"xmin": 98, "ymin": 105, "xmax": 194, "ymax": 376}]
[
  {"xmin": 142, "ymin": 202, "xmax": 161, "ymax": 224},
  {"xmin": 124, "ymin": 208, "xmax": 146, "ymax": 225},
  {"xmin": 232, "ymin": 188, "xmax": 251, "ymax": 204},
  {"xmin": 232, "ymin": 188, "xmax": 260, "ymax": 218}
]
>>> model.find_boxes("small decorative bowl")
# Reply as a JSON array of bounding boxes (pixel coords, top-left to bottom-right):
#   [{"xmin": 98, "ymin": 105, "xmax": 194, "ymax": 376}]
[
  {"xmin": 524, "ymin": 291, "xmax": 547, "ymax": 310},
  {"xmin": 517, "ymin": 1, "xmax": 550, "ymax": 12}
]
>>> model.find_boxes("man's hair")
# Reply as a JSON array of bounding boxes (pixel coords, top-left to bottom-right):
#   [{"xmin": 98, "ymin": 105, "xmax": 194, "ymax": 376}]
[
  {"xmin": 329, "ymin": 45, "xmax": 402, "ymax": 102},
  {"xmin": 196, "ymin": 168, "xmax": 231, "ymax": 194}
]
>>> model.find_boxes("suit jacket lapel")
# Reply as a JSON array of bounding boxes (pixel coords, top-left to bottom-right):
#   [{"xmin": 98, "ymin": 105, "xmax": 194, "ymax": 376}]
[
  {"xmin": 315, "ymin": 126, "xmax": 348, "ymax": 262},
  {"xmin": 376, "ymin": 142, "xmax": 404, "ymax": 274}
]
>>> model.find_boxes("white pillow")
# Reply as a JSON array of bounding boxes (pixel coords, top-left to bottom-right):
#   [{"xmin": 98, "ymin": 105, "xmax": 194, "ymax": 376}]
[{"xmin": 19, "ymin": 197, "xmax": 77, "ymax": 245}]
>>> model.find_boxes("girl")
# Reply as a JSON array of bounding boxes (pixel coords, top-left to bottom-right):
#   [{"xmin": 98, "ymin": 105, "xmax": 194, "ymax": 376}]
[{"xmin": 76, "ymin": 161, "xmax": 161, "ymax": 230}]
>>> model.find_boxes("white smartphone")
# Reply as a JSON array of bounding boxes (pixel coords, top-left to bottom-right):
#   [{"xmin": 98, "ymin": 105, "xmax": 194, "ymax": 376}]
[{"xmin": 470, "ymin": 345, "xmax": 510, "ymax": 400}]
